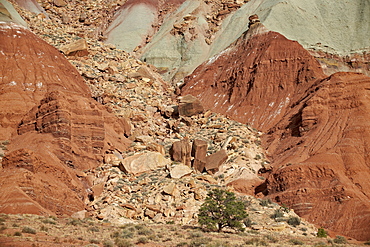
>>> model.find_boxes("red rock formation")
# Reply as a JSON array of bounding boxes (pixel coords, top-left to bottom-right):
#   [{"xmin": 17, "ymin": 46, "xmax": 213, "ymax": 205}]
[
  {"xmin": 181, "ymin": 20, "xmax": 370, "ymax": 240},
  {"xmin": 264, "ymin": 72, "xmax": 370, "ymax": 241},
  {"xmin": 182, "ymin": 22, "xmax": 325, "ymax": 132},
  {"xmin": 0, "ymin": 22, "xmax": 131, "ymax": 216}
]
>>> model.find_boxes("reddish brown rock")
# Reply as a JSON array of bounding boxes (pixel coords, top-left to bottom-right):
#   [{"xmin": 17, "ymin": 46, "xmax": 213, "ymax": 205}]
[
  {"xmin": 205, "ymin": 149, "xmax": 228, "ymax": 174},
  {"xmin": 0, "ymin": 22, "xmax": 130, "ymax": 216},
  {"xmin": 182, "ymin": 20, "xmax": 370, "ymax": 240},
  {"xmin": 169, "ymin": 138, "xmax": 192, "ymax": 166},
  {"xmin": 178, "ymin": 94, "xmax": 204, "ymax": 117},
  {"xmin": 182, "ymin": 22, "xmax": 325, "ymax": 132},
  {"xmin": 264, "ymin": 72, "xmax": 370, "ymax": 241},
  {"xmin": 60, "ymin": 39, "xmax": 89, "ymax": 57},
  {"xmin": 191, "ymin": 139, "xmax": 207, "ymax": 172}
]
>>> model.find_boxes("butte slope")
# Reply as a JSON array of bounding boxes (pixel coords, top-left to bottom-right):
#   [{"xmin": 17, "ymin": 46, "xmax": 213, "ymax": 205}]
[
  {"xmin": 0, "ymin": 22, "xmax": 131, "ymax": 216},
  {"xmin": 182, "ymin": 19, "xmax": 370, "ymax": 240}
]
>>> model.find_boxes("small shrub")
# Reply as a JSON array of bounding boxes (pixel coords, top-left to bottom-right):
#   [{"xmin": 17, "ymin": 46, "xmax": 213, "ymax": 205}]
[
  {"xmin": 264, "ymin": 234, "xmax": 278, "ymax": 243},
  {"xmin": 364, "ymin": 240, "xmax": 370, "ymax": 245},
  {"xmin": 287, "ymin": 216, "xmax": 301, "ymax": 227},
  {"xmin": 41, "ymin": 218, "xmax": 56, "ymax": 224},
  {"xmin": 244, "ymin": 237, "xmax": 268, "ymax": 246},
  {"xmin": 22, "ymin": 226, "xmax": 36, "ymax": 234},
  {"xmin": 110, "ymin": 231, "xmax": 120, "ymax": 238},
  {"xmin": 136, "ymin": 237, "xmax": 149, "ymax": 244},
  {"xmin": 244, "ymin": 218, "xmax": 252, "ymax": 227},
  {"xmin": 12, "ymin": 223, "xmax": 19, "ymax": 227},
  {"xmin": 121, "ymin": 229, "xmax": 134, "ymax": 239},
  {"xmin": 270, "ymin": 209, "xmax": 284, "ymax": 219},
  {"xmin": 14, "ymin": 231, "xmax": 22, "ymax": 236},
  {"xmin": 0, "ymin": 226, "xmax": 7, "ymax": 232},
  {"xmin": 68, "ymin": 218, "xmax": 81, "ymax": 226},
  {"xmin": 317, "ymin": 228, "xmax": 328, "ymax": 238},
  {"xmin": 189, "ymin": 232, "xmax": 203, "ymax": 238},
  {"xmin": 90, "ymin": 239, "xmax": 100, "ymax": 244},
  {"xmin": 137, "ymin": 227, "xmax": 152, "ymax": 235},
  {"xmin": 314, "ymin": 242, "xmax": 329, "ymax": 247},
  {"xmin": 333, "ymin": 235, "xmax": 347, "ymax": 244},
  {"xmin": 103, "ymin": 240, "xmax": 114, "ymax": 247},
  {"xmin": 0, "ymin": 216, "xmax": 7, "ymax": 223},
  {"xmin": 88, "ymin": 226, "xmax": 100, "ymax": 232},
  {"xmin": 40, "ymin": 225, "xmax": 48, "ymax": 232},
  {"xmin": 115, "ymin": 238, "xmax": 133, "ymax": 247},
  {"xmin": 189, "ymin": 237, "xmax": 209, "ymax": 247},
  {"xmin": 281, "ymin": 204, "xmax": 290, "ymax": 213},
  {"xmin": 166, "ymin": 220, "xmax": 175, "ymax": 224},
  {"xmin": 176, "ymin": 242, "xmax": 188, "ymax": 247},
  {"xmin": 289, "ymin": 239, "xmax": 304, "ymax": 245},
  {"xmin": 260, "ymin": 198, "xmax": 272, "ymax": 207}
]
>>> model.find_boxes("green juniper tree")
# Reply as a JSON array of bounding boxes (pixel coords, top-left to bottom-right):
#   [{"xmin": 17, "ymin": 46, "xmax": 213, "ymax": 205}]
[{"xmin": 198, "ymin": 188, "xmax": 248, "ymax": 232}]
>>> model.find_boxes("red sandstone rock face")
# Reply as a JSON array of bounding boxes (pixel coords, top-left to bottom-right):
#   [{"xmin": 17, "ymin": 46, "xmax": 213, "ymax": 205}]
[
  {"xmin": 182, "ymin": 23, "xmax": 325, "ymax": 132},
  {"xmin": 0, "ymin": 22, "xmax": 131, "ymax": 216},
  {"xmin": 264, "ymin": 72, "xmax": 370, "ymax": 241},
  {"xmin": 182, "ymin": 23, "xmax": 370, "ymax": 240}
]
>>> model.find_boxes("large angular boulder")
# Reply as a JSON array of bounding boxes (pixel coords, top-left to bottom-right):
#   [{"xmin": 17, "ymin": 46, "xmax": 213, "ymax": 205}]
[
  {"xmin": 205, "ymin": 149, "xmax": 228, "ymax": 175},
  {"xmin": 169, "ymin": 138, "xmax": 191, "ymax": 166},
  {"xmin": 119, "ymin": 152, "xmax": 170, "ymax": 175},
  {"xmin": 191, "ymin": 139, "xmax": 207, "ymax": 172},
  {"xmin": 178, "ymin": 95, "xmax": 204, "ymax": 117}
]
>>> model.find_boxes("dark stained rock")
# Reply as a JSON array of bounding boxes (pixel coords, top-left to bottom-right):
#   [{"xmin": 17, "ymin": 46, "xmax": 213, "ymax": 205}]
[
  {"xmin": 178, "ymin": 94, "xmax": 204, "ymax": 117},
  {"xmin": 191, "ymin": 139, "xmax": 207, "ymax": 172},
  {"xmin": 169, "ymin": 138, "xmax": 191, "ymax": 166}
]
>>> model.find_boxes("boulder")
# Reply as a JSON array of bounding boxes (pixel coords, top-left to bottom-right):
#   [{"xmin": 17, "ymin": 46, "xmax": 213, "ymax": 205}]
[
  {"xmin": 191, "ymin": 139, "xmax": 207, "ymax": 172},
  {"xmin": 178, "ymin": 95, "xmax": 204, "ymax": 117},
  {"xmin": 170, "ymin": 164, "xmax": 193, "ymax": 179},
  {"xmin": 119, "ymin": 152, "xmax": 170, "ymax": 175},
  {"xmin": 169, "ymin": 138, "xmax": 191, "ymax": 166},
  {"xmin": 71, "ymin": 210, "xmax": 87, "ymax": 220},
  {"xmin": 60, "ymin": 39, "xmax": 89, "ymax": 57},
  {"xmin": 205, "ymin": 149, "xmax": 228, "ymax": 174}
]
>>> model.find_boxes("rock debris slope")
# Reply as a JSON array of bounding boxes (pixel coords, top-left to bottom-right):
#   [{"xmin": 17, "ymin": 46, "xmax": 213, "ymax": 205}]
[
  {"xmin": 182, "ymin": 17, "xmax": 370, "ymax": 241},
  {"xmin": 0, "ymin": 21, "xmax": 131, "ymax": 216}
]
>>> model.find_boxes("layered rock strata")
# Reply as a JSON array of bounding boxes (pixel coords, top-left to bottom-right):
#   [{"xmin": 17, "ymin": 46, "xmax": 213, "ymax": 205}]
[
  {"xmin": 182, "ymin": 18, "xmax": 370, "ymax": 240},
  {"xmin": 0, "ymin": 22, "xmax": 130, "ymax": 216}
]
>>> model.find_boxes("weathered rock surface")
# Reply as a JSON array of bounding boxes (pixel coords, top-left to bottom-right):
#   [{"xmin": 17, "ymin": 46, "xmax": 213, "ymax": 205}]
[
  {"xmin": 119, "ymin": 152, "xmax": 170, "ymax": 175},
  {"xmin": 178, "ymin": 94, "xmax": 204, "ymax": 117},
  {"xmin": 182, "ymin": 21, "xmax": 325, "ymax": 132},
  {"xmin": 169, "ymin": 138, "xmax": 191, "ymax": 167},
  {"xmin": 0, "ymin": 22, "xmax": 130, "ymax": 216},
  {"xmin": 137, "ymin": 0, "xmax": 369, "ymax": 83},
  {"xmin": 182, "ymin": 18, "xmax": 370, "ymax": 241},
  {"xmin": 264, "ymin": 72, "xmax": 370, "ymax": 241},
  {"xmin": 191, "ymin": 139, "xmax": 207, "ymax": 172}
]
